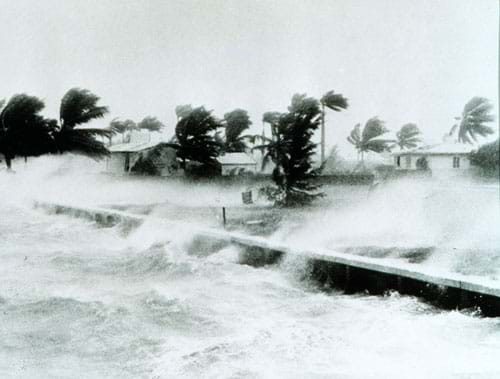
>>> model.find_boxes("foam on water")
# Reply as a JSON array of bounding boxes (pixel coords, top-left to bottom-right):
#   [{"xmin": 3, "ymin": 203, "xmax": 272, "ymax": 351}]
[{"xmin": 1, "ymin": 155, "xmax": 500, "ymax": 377}]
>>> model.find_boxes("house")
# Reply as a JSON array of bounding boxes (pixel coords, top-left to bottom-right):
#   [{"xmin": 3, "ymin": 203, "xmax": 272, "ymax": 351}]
[
  {"xmin": 217, "ymin": 152, "xmax": 257, "ymax": 176},
  {"xmin": 392, "ymin": 143, "xmax": 475, "ymax": 177},
  {"xmin": 106, "ymin": 140, "xmax": 178, "ymax": 176}
]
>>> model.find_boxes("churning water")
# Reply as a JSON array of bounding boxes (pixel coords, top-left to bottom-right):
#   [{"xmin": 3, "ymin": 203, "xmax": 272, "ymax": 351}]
[{"xmin": 1, "ymin": 155, "xmax": 500, "ymax": 378}]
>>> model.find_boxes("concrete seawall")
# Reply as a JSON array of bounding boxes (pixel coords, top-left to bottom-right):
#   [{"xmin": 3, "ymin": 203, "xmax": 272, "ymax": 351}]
[{"xmin": 34, "ymin": 201, "xmax": 500, "ymax": 317}]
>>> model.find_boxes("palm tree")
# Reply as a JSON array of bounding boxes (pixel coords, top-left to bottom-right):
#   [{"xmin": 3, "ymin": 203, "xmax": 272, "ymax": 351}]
[
  {"xmin": 172, "ymin": 106, "xmax": 222, "ymax": 170},
  {"xmin": 347, "ymin": 117, "xmax": 392, "ymax": 161},
  {"xmin": 138, "ymin": 116, "xmax": 164, "ymax": 133},
  {"xmin": 450, "ymin": 97, "xmax": 495, "ymax": 144},
  {"xmin": 319, "ymin": 90, "xmax": 349, "ymax": 163},
  {"xmin": 0, "ymin": 94, "xmax": 56, "ymax": 169},
  {"xmin": 253, "ymin": 94, "xmax": 323, "ymax": 206},
  {"xmin": 223, "ymin": 109, "xmax": 252, "ymax": 152},
  {"xmin": 394, "ymin": 123, "xmax": 421, "ymax": 150},
  {"xmin": 109, "ymin": 118, "xmax": 137, "ymax": 143},
  {"xmin": 53, "ymin": 88, "xmax": 112, "ymax": 159}
]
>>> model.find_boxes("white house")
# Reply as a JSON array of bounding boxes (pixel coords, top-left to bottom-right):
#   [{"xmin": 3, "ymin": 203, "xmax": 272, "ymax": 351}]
[
  {"xmin": 217, "ymin": 152, "xmax": 257, "ymax": 176},
  {"xmin": 392, "ymin": 143, "xmax": 475, "ymax": 177},
  {"xmin": 106, "ymin": 140, "xmax": 178, "ymax": 176}
]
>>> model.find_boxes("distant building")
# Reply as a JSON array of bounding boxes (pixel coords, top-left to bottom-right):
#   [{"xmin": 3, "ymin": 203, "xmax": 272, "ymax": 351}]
[
  {"xmin": 392, "ymin": 143, "xmax": 475, "ymax": 177},
  {"xmin": 106, "ymin": 141, "xmax": 178, "ymax": 176},
  {"xmin": 217, "ymin": 153, "xmax": 257, "ymax": 176}
]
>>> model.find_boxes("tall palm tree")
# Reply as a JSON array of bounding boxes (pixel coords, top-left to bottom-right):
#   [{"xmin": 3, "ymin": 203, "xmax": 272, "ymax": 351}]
[
  {"xmin": 347, "ymin": 117, "xmax": 392, "ymax": 161},
  {"xmin": 0, "ymin": 94, "xmax": 56, "ymax": 169},
  {"xmin": 394, "ymin": 123, "xmax": 421, "ymax": 150},
  {"xmin": 53, "ymin": 88, "xmax": 112, "ymax": 159},
  {"xmin": 319, "ymin": 90, "xmax": 348, "ymax": 163},
  {"xmin": 253, "ymin": 95, "xmax": 323, "ymax": 206},
  {"xmin": 450, "ymin": 97, "xmax": 495, "ymax": 144}
]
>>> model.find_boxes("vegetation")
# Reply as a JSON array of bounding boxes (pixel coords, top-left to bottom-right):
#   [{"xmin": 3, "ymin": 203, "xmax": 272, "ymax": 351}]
[
  {"xmin": 394, "ymin": 123, "xmax": 421, "ymax": 150},
  {"xmin": 172, "ymin": 105, "xmax": 222, "ymax": 170},
  {"xmin": 254, "ymin": 94, "xmax": 323, "ymax": 206},
  {"xmin": 347, "ymin": 117, "xmax": 392, "ymax": 161},
  {"xmin": 109, "ymin": 118, "xmax": 137, "ymax": 143},
  {"xmin": 0, "ymin": 88, "xmax": 111, "ymax": 170},
  {"xmin": 137, "ymin": 116, "xmax": 164, "ymax": 133},
  {"xmin": 53, "ymin": 88, "xmax": 112, "ymax": 158},
  {"xmin": 319, "ymin": 90, "xmax": 349, "ymax": 163},
  {"xmin": 470, "ymin": 139, "xmax": 499, "ymax": 176},
  {"xmin": 223, "ymin": 109, "xmax": 252, "ymax": 152},
  {"xmin": 450, "ymin": 97, "xmax": 495, "ymax": 144},
  {"xmin": 0, "ymin": 95, "xmax": 56, "ymax": 169}
]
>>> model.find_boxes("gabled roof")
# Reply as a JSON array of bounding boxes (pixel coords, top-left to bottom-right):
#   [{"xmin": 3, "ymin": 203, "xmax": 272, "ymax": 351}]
[
  {"xmin": 109, "ymin": 141, "xmax": 170, "ymax": 153},
  {"xmin": 393, "ymin": 143, "xmax": 476, "ymax": 156},
  {"xmin": 217, "ymin": 152, "xmax": 256, "ymax": 165}
]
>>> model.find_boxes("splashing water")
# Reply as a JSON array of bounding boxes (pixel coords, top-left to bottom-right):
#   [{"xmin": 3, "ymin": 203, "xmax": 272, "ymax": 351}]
[{"xmin": 0, "ymin": 155, "xmax": 499, "ymax": 378}]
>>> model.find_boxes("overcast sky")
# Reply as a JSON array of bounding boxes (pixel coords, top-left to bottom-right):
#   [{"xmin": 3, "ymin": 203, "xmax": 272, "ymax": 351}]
[{"xmin": 0, "ymin": 0, "xmax": 497, "ymax": 157}]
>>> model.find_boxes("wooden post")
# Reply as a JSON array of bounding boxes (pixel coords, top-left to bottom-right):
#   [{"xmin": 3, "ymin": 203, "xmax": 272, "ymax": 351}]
[{"xmin": 222, "ymin": 207, "xmax": 226, "ymax": 227}]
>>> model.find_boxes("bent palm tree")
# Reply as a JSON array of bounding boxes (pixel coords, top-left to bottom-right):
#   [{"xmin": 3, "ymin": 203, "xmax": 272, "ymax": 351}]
[
  {"xmin": 394, "ymin": 123, "xmax": 421, "ymax": 150},
  {"xmin": 347, "ymin": 117, "xmax": 392, "ymax": 161},
  {"xmin": 109, "ymin": 118, "xmax": 137, "ymax": 143},
  {"xmin": 223, "ymin": 109, "xmax": 252, "ymax": 152},
  {"xmin": 0, "ymin": 94, "xmax": 56, "ymax": 169},
  {"xmin": 54, "ymin": 88, "xmax": 112, "ymax": 159},
  {"xmin": 319, "ymin": 90, "xmax": 348, "ymax": 163},
  {"xmin": 173, "ymin": 106, "xmax": 222, "ymax": 170},
  {"xmin": 451, "ymin": 97, "xmax": 495, "ymax": 144}
]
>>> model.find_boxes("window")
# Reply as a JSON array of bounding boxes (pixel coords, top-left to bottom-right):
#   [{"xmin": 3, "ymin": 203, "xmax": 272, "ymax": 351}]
[
  {"xmin": 452, "ymin": 156, "xmax": 460, "ymax": 168},
  {"xmin": 124, "ymin": 153, "xmax": 130, "ymax": 172},
  {"xmin": 405, "ymin": 156, "xmax": 411, "ymax": 168}
]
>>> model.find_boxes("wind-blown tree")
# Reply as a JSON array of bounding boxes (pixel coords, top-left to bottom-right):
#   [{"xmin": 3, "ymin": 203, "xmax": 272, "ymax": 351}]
[
  {"xmin": 223, "ymin": 109, "xmax": 252, "ymax": 152},
  {"xmin": 449, "ymin": 97, "xmax": 495, "ymax": 144},
  {"xmin": 470, "ymin": 139, "xmax": 499, "ymax": 176},
  {"xmin": 394, "ymin": 123, "xmax": 421, "ymax": 150},
  {"xmin": 53, "ymin": 88, "xmax": 112, "ymax": 159},
  {"xmin": 319, "ymin": 90, "xmax": 349, "ymax": 163},
  {"xmin": 0, "ymin": 94, "xmax": 56, "ymax": 169},
  {"xmin": 253, "ymin": 94, "xmax": 323, "ymax": 206},
  {"xmin": 109, "ymin": 118, "xmax": 137, "ymax": 143},
  {"xmin": 173, "ymin": 106, "xmax": 222, "ymax": 170},
  {"xmin": 251, "ymin": 111, "xmax": 285, "ymax": 171},
  {"xmin": 138, "ymin": 116, "xmax": 164, "ymax": 133},
  {"xmin": 175, "ymin": 104, "xmax": 193, "ymax": 121},
  {"xmin": 347, "ymin": 117, "xmax": 392, "ymax": 161}
]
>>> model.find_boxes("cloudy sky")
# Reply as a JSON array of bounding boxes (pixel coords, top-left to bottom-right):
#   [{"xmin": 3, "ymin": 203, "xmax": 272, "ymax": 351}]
[{"xmin": 0, "ymin": 0, "xmax": 497, "ymax": 157}]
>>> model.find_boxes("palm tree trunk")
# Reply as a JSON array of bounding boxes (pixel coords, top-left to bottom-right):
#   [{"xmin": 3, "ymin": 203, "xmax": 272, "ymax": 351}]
[
  {"xmin": 5, "ymin": 154, "xmax": 12, "ymax": 170},
  {"xmin": 321, "ymin": 103, "xmax": 325, "ymax": 164}
]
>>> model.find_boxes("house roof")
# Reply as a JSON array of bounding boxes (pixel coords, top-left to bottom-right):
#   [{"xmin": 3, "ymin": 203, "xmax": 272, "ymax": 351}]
[
  {"xmin": 393, "ymin": 143, "xmax": 476, "ymax": 156},
  {"xmin": 109, "ymin": 141, "xmax": 168, "ymax": 153},
  {"xmin": 217, "ymin": 153, "xmax": 256, "ymax": 165}
]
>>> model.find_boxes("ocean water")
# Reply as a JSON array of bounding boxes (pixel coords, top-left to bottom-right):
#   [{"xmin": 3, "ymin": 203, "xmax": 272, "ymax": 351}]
[{"xmin": 0, "ymin": 155, "xmax": 499, "ymax": 378}]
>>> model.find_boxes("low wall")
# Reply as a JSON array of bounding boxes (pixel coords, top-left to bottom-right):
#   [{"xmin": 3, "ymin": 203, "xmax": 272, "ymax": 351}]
[{"xmin": 33, "ymin": 201, "xmax": 500, "ymax": 317}]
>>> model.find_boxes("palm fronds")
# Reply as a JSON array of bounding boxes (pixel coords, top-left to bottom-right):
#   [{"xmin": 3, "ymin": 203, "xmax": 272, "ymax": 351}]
[
  {"xmin": 457, "ymin": 97, "xmax": 495, "ymax": 144},
  {"xmin": 60, "ymin": 88, "xmax": 109, "ymax": 129},
  {"xmin": 320, "ymin": 90, "xmax": 349, "ymax": 111}
]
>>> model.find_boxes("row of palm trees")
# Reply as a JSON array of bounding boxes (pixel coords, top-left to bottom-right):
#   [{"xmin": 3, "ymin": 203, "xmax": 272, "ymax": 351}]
[{"xmin": 346, "ymin": 97, "xmax": 495, "ymax": 161}]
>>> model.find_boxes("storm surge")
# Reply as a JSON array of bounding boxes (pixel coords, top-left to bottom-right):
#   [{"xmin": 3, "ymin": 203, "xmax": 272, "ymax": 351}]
[{"xmin": 1, "ymin": 155, "xmax": 500, "ymax": 377}]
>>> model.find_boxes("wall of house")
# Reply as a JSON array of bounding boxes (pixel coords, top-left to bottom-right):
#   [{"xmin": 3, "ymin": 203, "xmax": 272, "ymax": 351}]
[
  {"xmin": 394, "ymin": 154, "xmax": 471, "ymax": 176},
  {"xmin": 221, "ymin": 164, "xmax": 256, "ymax": 176},
  {"xmin": 106, "ymin": 153, "xmax": 128, "ymax": 174}
]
